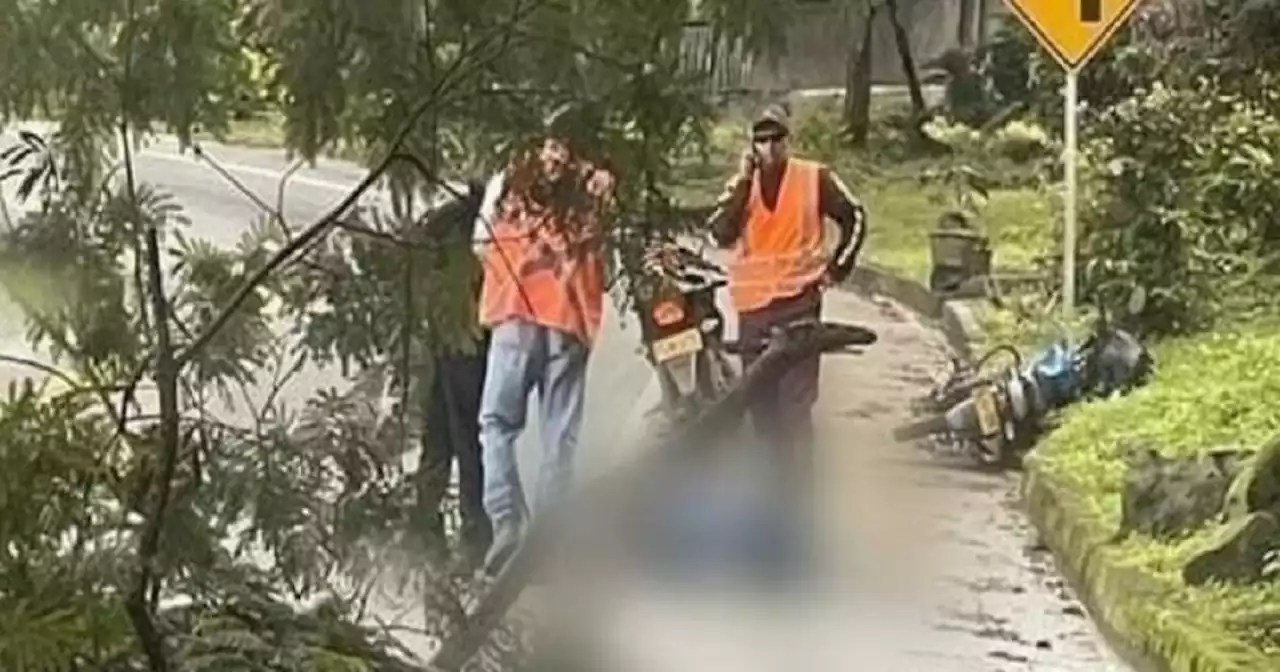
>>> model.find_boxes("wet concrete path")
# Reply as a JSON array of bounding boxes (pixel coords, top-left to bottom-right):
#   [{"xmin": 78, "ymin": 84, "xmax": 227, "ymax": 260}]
[{"xmin": 809, "ymin": 289, "xmax": 1131, "ymax": 670}]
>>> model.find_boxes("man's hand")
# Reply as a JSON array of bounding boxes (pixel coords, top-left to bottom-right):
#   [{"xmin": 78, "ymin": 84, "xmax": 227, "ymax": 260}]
[
  {"xmin": 819, "ymin": 266, "xmax": 851, "ymax": 290},
  {"xmin": 737, "ymin": 149, "xmax": 757, "ymax": 181},
  {"xmin": 586, "ymin": 167, "xmax": 615, "ymax": 197}
]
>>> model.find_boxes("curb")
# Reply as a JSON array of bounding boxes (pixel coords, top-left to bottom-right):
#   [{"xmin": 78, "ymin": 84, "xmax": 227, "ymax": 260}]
[
  {"xmin": 845, "ymin": 263, "xmax": 1268, "ymax": 672},
  {"xmin": 845, "ymin": 263, "xmax": 981, "ymax": 361},
  {"xmin": 1021, "ymin": 458, "xmax": 1274, "ymax": 672}
]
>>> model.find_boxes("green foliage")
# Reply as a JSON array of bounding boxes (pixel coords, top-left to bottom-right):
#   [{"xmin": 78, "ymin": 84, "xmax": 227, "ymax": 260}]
[
  {"xmin": 1079, "ymin": 80, "xmax": 1280, "ymax": 336},
  {"xmin": 0, "ymin": 383, "xmax": 135, "ymax": 670},
  {"xmin": 1033, "ymin": 322, "xmax": 1280, "ymax": 653},
  {"xmin": 0, "ymin": 0, "xmax": 754, "ymax": 668},
  {"xmin": 1040, "ymin": 324, "xmax": 1280, "ymax": 504},
  {"xmin": 1229, "ymin": 0, "xmax": 1280, "ymax": 69}
]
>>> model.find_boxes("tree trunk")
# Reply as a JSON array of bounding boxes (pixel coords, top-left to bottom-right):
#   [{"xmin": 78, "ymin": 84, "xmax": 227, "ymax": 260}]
[
  {"xmin": 958, "ymin": 0, "xmax": 975, "ymax": 47},
  {"xmin": 975, "ymin": 0, "xmax": 989, "ymax": 44},
  {"xmin": 844, "ymin": 4, "xmax": 878, "ymax": 146},
  {"xmin": 885, "ymin": 0, "xmax": 926, "ymax": 115}
]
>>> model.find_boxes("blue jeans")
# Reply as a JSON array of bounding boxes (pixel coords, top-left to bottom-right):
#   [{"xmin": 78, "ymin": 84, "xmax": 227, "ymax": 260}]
[{"xmin": 478, "ymin": 319, "xmax": 590, "ymax": 526}]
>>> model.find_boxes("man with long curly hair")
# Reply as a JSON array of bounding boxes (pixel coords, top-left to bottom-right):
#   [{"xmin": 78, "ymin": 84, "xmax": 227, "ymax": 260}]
[{"xmin": 470, "ymin": 106, "xmax": 616, "ymax": 574}]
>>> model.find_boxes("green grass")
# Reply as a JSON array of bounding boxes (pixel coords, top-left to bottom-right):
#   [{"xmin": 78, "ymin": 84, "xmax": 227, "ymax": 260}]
[
  {"xmin": 860, "ymin": 177, "xmax": 1053, "ymax": 281},
  {"xmin": 1032, "ymin": 321, "xmax": 1280, "ymax": 662}
]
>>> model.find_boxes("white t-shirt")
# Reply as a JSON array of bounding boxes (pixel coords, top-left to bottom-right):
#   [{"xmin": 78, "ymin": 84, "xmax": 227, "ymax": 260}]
[{"xmin": 471, "ymin": 171, "xmax": 506, "ymax": 255}]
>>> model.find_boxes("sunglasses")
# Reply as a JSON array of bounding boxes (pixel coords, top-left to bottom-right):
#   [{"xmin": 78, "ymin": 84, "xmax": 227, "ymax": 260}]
[{"xmin": 752, "ymin": 132, "xmax": 787, "ymax": 145}]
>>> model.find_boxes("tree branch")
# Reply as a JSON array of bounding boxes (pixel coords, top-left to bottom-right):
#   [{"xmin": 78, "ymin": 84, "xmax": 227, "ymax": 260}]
[
  {"xmin": 171, "ymin": 6, "xmax": 538, "ymax": 371},
  {"xmin": 0, "ymin": 353, "xmax": 99, "ymax": 395},
  {"xmin": 115, "ymin": 0, "xmax": 172, "ymax": 665}
]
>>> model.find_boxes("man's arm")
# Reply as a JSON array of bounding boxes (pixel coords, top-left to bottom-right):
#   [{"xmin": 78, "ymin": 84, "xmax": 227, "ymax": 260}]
[
  {"xmin": 818, "ymin": 167, "xmax": 867, "ymax": 283},
  {"xmin": 705, "ymin": 173, "xmax": 752, "ymax": 248}
]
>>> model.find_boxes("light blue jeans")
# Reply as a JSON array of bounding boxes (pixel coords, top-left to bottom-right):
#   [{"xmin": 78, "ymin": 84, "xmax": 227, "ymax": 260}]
[{"xmin": 478, "ymin": 318, "xmax": 590, "ymax": 527}]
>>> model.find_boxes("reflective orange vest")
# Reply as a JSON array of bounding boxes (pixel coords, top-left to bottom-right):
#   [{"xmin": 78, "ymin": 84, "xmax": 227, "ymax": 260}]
[
  {"xmin": 728, "ymin": 158, "xmax": 827, "ymax": 314},
  {"xmin": 478, "ymin": 189, "xmax": 606, "ymax": 347}
]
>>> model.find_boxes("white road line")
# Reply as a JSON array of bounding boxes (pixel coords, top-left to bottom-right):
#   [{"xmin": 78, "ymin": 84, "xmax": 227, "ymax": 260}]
[{"xmin": 139, "ymin": 149, "xmax": 360, "ymax": 193}]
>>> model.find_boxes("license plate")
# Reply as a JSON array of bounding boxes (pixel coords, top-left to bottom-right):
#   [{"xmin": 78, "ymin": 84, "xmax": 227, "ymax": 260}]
[
  {"xmin": 974, "ymin": 386, "xmax": 1000, "ymax": 436},
  {"xmin": 652, "ymin": 327, "xmax": 703, "ymax": 363}
]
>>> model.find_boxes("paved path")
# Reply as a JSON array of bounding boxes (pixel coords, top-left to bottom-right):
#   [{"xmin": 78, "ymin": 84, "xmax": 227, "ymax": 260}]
[
  {"xmin": 816, "ymin": 290, "xmax": 1129, "ymax": 670},
  {"xmin": 1, "ymin": 127, "xmax": 1131, "ymax": 670},
  {"xmin": 579, "ymin": 291, "xmax": 1134, "ymax": 671}
]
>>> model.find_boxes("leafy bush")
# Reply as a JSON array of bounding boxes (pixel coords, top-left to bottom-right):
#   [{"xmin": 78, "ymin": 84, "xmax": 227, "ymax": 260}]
[
  {"xmin": 989, "ymin": 119, "xmax": 1053, "ymax": 163},
  {"xmin": 917, "ymin": 116, "xmax": 1053, "ymax": 200},
  {"xmin": 1229, "ymin": 0, "xmax": 1280, "ymax": 69},
  {"xmin": 789, "ymin": 100, "xmax": 850, "ymax": 167},
  {"xmin": 1079, "ymin": 81, "xmax": 1280, "ymax": 336}
]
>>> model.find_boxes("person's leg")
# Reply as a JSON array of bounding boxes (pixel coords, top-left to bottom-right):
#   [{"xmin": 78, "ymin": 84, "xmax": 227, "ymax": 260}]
[
  {"xmin": 479, "ymin": 320, "xmax": 540, "ymax": 569},
  {"xmin": 737, "ymin": 307, "xmax": 784, "ymax": 447},
  {"xmin": 769, "ymin": 289, "xmax": 824, "ymax": 487},
  {"xmin": 533, "ymin": 327, "xmax": 590, "ymax": 518},
  {"xmin": 416, "ymin": 357, "xmax": 454, "ymax": 554},
  {"xmin": 439, "ymin": 332, "xmax": 493, "ymax": 564},
  {"xmin": 763, "ymin": 290, "xmax": 824, "ymax": 581}
]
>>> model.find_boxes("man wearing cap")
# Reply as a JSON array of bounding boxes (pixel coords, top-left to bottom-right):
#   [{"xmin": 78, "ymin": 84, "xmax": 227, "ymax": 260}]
[{"xmin": 706, "ymin": 101, "xmax": 867, "ymax": 487}]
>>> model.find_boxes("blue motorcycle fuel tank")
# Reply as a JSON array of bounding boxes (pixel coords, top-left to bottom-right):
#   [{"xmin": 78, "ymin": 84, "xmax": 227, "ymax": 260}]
[{"xmin": 1027, "ymin": 341, "xmax": 1081, "ymax": 410}]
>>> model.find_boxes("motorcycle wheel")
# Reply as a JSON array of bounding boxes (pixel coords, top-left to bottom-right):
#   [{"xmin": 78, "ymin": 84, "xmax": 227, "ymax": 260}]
[{"xmin": 892, "ymin": 414, "xmax": 951, "ymax": 442}]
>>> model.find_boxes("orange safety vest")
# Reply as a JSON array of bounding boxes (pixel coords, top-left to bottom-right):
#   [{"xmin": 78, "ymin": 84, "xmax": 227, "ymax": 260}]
[
  {"xmin": 478, "ymin": 190, "xmax": 606, "ymax": 347},
  {"xmin": 728, "ymin": 158, "xmax": 827, "ymax": 314}
]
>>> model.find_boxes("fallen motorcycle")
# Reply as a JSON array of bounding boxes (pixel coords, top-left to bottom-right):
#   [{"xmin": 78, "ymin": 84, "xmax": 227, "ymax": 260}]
[{"xmin": 894, "ymin": 283, "xmax": 1154, "ymax": 467}]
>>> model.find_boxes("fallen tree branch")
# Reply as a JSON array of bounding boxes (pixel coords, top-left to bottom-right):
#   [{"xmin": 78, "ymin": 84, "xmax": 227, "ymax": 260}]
[{"xmin": 424, "ymin": 320, "xmax": 878, "ymax": 671}]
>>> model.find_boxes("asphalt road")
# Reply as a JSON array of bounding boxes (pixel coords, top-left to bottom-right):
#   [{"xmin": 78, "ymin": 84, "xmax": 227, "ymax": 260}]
[{"xmin": 1, "ymin": 126, "xmax": 1133, "ymax": 670}]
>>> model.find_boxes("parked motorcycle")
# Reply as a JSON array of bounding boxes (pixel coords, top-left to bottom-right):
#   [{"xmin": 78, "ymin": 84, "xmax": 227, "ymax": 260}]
[
  {"xmin": 632, "ymin": 242, "xmax": 737, "ymax": 426},
  {"xmin": 894, "ymin": 282, "xmax": 1154, "ymax": 466}
]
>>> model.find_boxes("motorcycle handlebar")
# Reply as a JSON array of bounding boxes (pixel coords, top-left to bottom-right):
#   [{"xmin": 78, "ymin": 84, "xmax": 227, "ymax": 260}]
[{"xmin": 642, "ymin": 242, "xmax": 726, "ymax": 278}]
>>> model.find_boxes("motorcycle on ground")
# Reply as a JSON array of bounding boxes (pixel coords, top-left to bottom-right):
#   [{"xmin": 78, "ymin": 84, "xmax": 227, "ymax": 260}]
[{"xmin": 893, "ymin": 280, "xmax": 1154, "ymax": 467}]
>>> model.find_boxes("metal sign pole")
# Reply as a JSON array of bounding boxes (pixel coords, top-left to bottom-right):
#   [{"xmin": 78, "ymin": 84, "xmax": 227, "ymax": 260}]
[
  {"xmin": 1000, "ymin": 0, "xmax": 1144, "ymax": 319},
  {"xmin": 1062, "ymin": 68, "xmax": 1079, "ymax": 320}
]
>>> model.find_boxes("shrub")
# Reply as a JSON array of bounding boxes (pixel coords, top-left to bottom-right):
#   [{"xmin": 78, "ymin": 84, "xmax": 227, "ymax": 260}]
[
  {"xmin": 989, "ymin": 119, "xmax": 1053, "ymax": 163},
  {"xmin": 1079, "ymin": 81, "xmax": 1280, "ymax": 336}
]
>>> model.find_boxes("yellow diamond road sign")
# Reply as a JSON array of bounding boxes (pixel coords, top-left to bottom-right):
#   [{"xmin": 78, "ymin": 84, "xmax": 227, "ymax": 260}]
[{"xmin": 1003, "ymin": 0, "xmax": 1145, "ymax": 70}]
